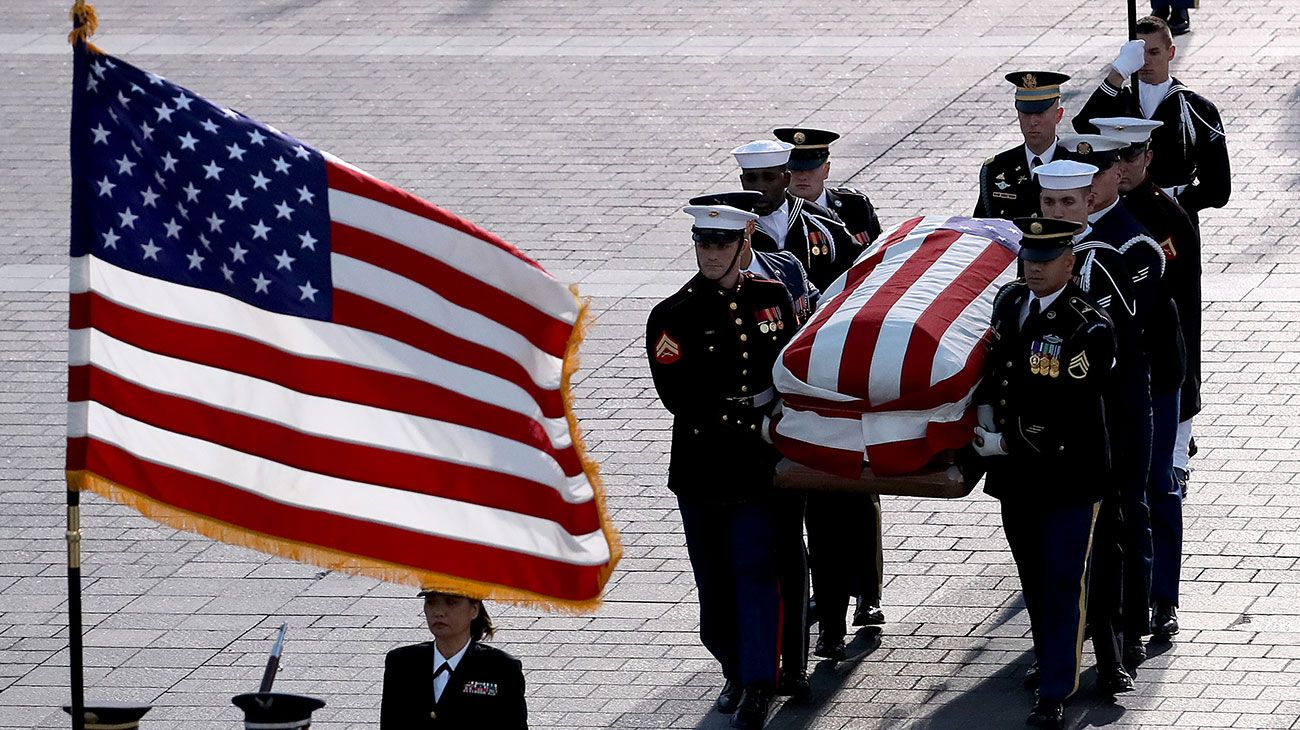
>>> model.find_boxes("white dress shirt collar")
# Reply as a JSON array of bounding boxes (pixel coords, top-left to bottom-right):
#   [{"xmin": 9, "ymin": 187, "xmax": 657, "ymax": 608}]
[
  {"xmin": 1025, "ymin": 141, "xmax": 1057, "ymax": 169},
  {"xmin": 1087, "ymin": 197, "xmax": 1120, "ymax": 224}
]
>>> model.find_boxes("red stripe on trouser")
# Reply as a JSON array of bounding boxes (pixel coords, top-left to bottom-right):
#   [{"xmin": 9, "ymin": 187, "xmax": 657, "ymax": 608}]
[
  {"xmin": 897, "ymin": 243, "xmax": 1016, "ymax": 397},
  {"xmin": 325, "ymin": 161, "xmax": 545, "ymax": 271},
  {"xmin": 68, "ymin": 366, "xmax": 598, "ymax": 535},
  {"xmin": 69, "ymin": 438, "xmax": 605, "ymax": 601},
  {"xmin": 331, "ymin": 290, "xmax": 565, "ymax": 419},
  {"xmin": 331, "ymin": 223, "xmax": 571, "ymax": 358},
  {"xmin": 69, "ymin": 292, "xmax": 576, "ymax": 471},
  {"xmin": 836, "ymin": 229, "xmax": 964, "ymax": 397},
  {"xmin": 781, "ymin": 217, "xmax": 926, "ymax": 383}
]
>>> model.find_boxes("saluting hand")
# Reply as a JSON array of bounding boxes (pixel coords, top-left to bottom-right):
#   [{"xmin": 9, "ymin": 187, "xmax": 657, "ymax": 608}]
[{"xmin": 1112, "ymin": 39, "xmax": 1146, "ymax": 77}]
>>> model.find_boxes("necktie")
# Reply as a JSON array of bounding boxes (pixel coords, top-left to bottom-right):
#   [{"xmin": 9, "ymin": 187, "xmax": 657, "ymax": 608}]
[
  {"xmin": 433, "ymin": 661, "xmax": 450, "ymax": 702},
  {"xmin": 1030, "ymin": 155, "xmax": 1043, "ymax": 170},
  {"xmin": 1027, "ymin": 298, "xmax": 1041, "ymax": 326}
]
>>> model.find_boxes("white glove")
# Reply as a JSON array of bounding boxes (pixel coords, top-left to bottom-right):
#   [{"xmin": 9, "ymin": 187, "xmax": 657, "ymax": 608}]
[
  {"xmin": 973, "ymin": 426, "xmax": 1008, "ymax": 457},
  {"xmin": 976, "ymin": 404, "xmax": 996, "ymax": 431},
  {"xmin": 1112, "ymin": 39, "xmax": 1146, "ymax": 77},
  {"xmin": 760, "ymin": 415, "xmax": 774, "ymax": 445}
]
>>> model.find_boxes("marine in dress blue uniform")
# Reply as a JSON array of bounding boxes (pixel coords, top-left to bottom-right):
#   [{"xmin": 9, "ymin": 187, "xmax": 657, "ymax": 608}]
[
  {"xmin": 1101, "ymin": 116, "xmax": 1200, "ymax": 638},
  {"xmin": 1036, "ymin": 160, "xmax": 1140, "ymax": 695},
  {"xmin": 770, "ymin": 127, "xmax": 888, "ymax": 656},
  {"xmin": 688, "ymin": 191, "xmax": 818, "ymax": 693},
  {"xmin": 647, "ymin": 203, "xmax": 798, "ymax": 729},
  {"xmin": 732, "ymin": 140, "xmax": 861, "ymax": 291},
  {"xmin": 974, "ymin": 71, "xmax": 1071, "ymax": 220},
  {"xmin": 974, "ymin": 217, "xmax": 1116, "ymax": 729}
]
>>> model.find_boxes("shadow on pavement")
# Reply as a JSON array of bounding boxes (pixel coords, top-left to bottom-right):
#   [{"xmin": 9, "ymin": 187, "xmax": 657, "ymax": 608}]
[{"xmin": 766, "ymin": 627, "xmax": 884, "ymax": 729}]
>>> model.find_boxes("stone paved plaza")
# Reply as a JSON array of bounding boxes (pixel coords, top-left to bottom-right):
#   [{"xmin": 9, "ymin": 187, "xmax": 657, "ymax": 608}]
[{"xmin": 3, "ymin": 1, "xmax": 1300, "ymax": 727}]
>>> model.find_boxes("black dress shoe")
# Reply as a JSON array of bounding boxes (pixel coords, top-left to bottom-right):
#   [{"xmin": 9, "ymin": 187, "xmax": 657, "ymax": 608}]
[
  {"xmin": 1026, "ymin": 697, "xmax": 1063, "ymax": 728},
  {"xmin": 853, "ymin": 603, "xmax": 885, "ymax": 626},
  {"xmin": 1169, "ymin": 7, "xmax": 1190, "ymax": 35},
  {"xmin": 1152, "ymin": 602, "xmax": 1180, "ymax": 638},
  {"xmin": 1023, "ymin": 661, "xmax": 1040, "ymax": 690},
  {"xmin": 730, "ymin": 687, "xmax": 772, "ymax": 729},
  {"xmin": 814, "ymin": 632, "xmax": 847, "ymax": 661},
  {"xmin": 1123, "ymin": 642, "xmax": 1147, "ymax": 676},
  {"xmin": 776, "ymin": 669, "xmax": 811, "ymax": 702},
  {"xmin": 715, "ymin": 680, "xmax": 742, "ymax": 714},
  {"xmin": 1097, "ymin": 666, "xmax": 1135, "ymax": 696}
]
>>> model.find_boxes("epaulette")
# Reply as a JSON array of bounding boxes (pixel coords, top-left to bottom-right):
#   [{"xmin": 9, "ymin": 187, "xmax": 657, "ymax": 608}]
[
  {"xmin": 983, "ymin": 156, "xmax": 995, "ymax": 166},
  {"xmin": 1069, "ymin": 296, "xmax": 1101, "ymax": 320},
  {"xmin": 830, "ymin": 186, "xmax": 868, "ymax": 199}
]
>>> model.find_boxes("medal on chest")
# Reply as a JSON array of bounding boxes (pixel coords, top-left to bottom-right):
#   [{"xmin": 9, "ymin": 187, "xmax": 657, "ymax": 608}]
[
  {"xmin": 1029, "ymin": 336, "xmax": 1062, "ymax": 378},
  {"xmin": 755, "ymin": 306, "xmax": 784, "ymax": 334}
]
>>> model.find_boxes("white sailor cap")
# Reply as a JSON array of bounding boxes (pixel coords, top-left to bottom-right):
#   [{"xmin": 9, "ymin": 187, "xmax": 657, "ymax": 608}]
[
  {"xmin": 731, "ymin": 139, "xmax": 794, "ymax": 169},
  {"xmin": 1034, "ymin": 159, "xmax": 1099, "ymax": 190},
  {"xmin": 1087, "ymin": 117, "xmax": 1163, "ymax": 145},
  {"xmin": 683, "ymin": 204, "xmax": 758, "ymax": 243}
]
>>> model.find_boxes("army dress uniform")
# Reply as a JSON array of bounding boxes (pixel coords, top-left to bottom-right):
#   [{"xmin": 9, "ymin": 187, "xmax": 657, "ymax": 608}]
[
  {"xmin": 974, "ymin": 71, "xmax": 1071, "ymax": 220},
  {"xmin": 647, "ymin": 206, "xmax": 798, "ymax": 719},
  {"xmin": 977, "ymin": 219, "xmax": 1117, "ymax": 721},
  {"xmin": 772, "ymin": 126, "xmax": 884, "ymax": 245},
  {"xmin": 982, "ymin": 280, "xmax": 1114, "ymax": 705},
  {"xmin": 1074, "ymin": 76, "xmax": 1230, "ymax": 222}
]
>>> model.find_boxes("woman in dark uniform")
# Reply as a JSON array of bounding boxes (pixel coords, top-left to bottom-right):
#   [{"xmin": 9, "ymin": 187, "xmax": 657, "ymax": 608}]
[{"xmin": 381, "ymin": 590, "xmax": 527, "ymax": 729}]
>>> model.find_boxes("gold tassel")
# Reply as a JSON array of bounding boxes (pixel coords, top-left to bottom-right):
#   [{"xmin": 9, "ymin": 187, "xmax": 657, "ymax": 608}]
[
  {"xmin": 68, "ymin": 465, "xmax": 613, "ymax": 613},
  {"xmin": 561, "ymin": 284, "xmax": 624, "ymax": 598},
  {"xmin": 67, "ymin": 1, "xmax": 100, "ymax": 49}
]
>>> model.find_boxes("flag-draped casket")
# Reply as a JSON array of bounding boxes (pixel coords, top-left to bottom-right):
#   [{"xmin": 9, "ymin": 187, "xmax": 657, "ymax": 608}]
[{"xmin": 772, "ymin": 216, "xmax": 1022, "ymax": 479}]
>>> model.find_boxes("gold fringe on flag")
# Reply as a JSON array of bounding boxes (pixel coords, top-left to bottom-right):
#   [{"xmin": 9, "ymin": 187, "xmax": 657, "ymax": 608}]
[
  {"xmin": 68, "ymin": 0, "xmax": 103, "ymax": 54},
  {"xmin": 66, "ymin": 286, "xmax": 620, "ymax": 614}
]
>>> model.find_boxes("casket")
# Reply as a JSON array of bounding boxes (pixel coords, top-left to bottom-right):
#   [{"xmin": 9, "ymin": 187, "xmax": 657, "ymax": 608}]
[{"xmin": 772, "ymin": 215, "xmax": 1021, "ymax": 493}]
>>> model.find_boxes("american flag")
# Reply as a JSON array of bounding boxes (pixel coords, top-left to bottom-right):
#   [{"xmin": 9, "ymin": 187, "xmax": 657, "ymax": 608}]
[
  {"xmin": 67, "ymin": 48, "xmax": 619, "ymax": 608},
  {"xmin": 772, "ymin": 216, "xmax": 1020, "ymax": 477}
]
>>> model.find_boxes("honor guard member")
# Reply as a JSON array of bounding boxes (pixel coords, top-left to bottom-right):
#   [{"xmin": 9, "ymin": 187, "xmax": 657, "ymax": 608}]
[
  {"xmin": 732, "ymin": 140, "xmax": 860, "ymax": 291},
  {"xmin": 63, "ymin": 702, "xmax": 151, "ymax": 730},
  {"xmin": 689, "ymin": 191, "xmax": 820, "ymax": 324},
  {"xmin": 233, "ymin": 692, "xmax": 326, "ymax": 729},
  {"xmin": 974, "ymin": 71, "xmax": 1070, "ymax": 220},
  {"xmin": 773, "ymin": 126, "xmax": 883, "ymax": 244},
  {"xmin": 381, "ymin": 591, "xmax": 527, "ymax": 729},
  {"xmin": 973, "ymin": 217, "xmax": 1116, "ymax": 729},
  {"xmin": 1074, "ymin": 17, "xmax": 1224, "ymax": 575},
  {"xmin": 1073, "ymin": 17, "xmax": 1230, "ymax": 227},
  {"xmin": 768, "ymin": 127, "xmax": 888, "ymax": 658},
  {"xmin": 1099, "ymin": 116, "xmax": 1199, "ymax": 638},
  {"xmin": 646, "ymin": 203, "xmax": 799, "ymax": 729},
  {"xmin": 1036, "ymin": 159, "xmax": 1141, "ymax": 694},
  {"xmin": 1151, "ymin": 0, "xmax": 1192, "ymax": 36},
  {"xmin": 687, "ymin": 191, "xmax": 816, "ymax": 696},
  {"xmin": 1061, "ymin": 133, "xmax": 1174, "ymax": 670}
]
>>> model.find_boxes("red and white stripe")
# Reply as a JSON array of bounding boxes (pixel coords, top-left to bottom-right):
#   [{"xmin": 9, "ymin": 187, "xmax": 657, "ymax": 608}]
[
  {"xmin": 68, "ymin": 158, "xmax": 615, "ymax": 603},
  {"xmin": 772, "ymin": 216, "xmax": 1020, "ymax": 478}
]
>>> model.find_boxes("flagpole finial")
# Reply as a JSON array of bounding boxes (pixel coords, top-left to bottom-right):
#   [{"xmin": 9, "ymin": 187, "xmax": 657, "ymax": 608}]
[{"xmin": 68, "ymin": 1, "xmax": 99, "ymax": 47}]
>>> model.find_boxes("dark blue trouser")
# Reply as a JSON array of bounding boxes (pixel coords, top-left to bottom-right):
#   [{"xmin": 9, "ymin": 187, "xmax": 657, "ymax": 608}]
[
  {"xmin": 679, "ymin": 496, "xmax": 782, "ymax": 689},
  {"xmin": 1149, "ymin": 389, "xmax": 1183, "ymax": 605},
  {"xmin": 1003, "ymin": 499, "xmax": 1100, "ymax": 702},
  {"xmin": 1106, "ymin": 373, "xmax": 1153, "ymax": 645},
  {"xmin": 1152, "ymin": 0, "xmax": 1193, "ymax": 10},
  {"xmin": 776, "ymin": 491, "xmax": 809, "ymax": 676},
  {"xmin": 806, "ymin": 491, "xmax": 883, "ymax": 637}
]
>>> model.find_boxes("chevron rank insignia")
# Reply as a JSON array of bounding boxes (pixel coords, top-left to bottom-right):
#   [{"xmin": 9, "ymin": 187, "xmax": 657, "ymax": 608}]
[
  {"xmin": 1068, "ymin": 351, "xmax": 1090, "ymax": 379},
  {"xmin": 654, "ymin": 331, "xmax": 681, "ymax": 364}
]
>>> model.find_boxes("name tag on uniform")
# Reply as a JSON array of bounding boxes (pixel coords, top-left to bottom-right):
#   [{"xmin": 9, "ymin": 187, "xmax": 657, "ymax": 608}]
[
  {"xmin": 992, "ymin": 191, "xmax": 1018, "ymax": 200},
  {"xmin": 462, "ymin": 680, "xmax": 498, "ymax": 696}
]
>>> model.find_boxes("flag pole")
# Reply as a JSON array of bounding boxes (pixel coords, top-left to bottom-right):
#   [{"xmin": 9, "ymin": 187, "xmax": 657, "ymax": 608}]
[
  {"xmin": 66, "ymin": 3, "xmax": 96, "ymax": 729},
  {"xmin": 1127, "ymin": 0, "xmax": 1140, "ymax": 114}
]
